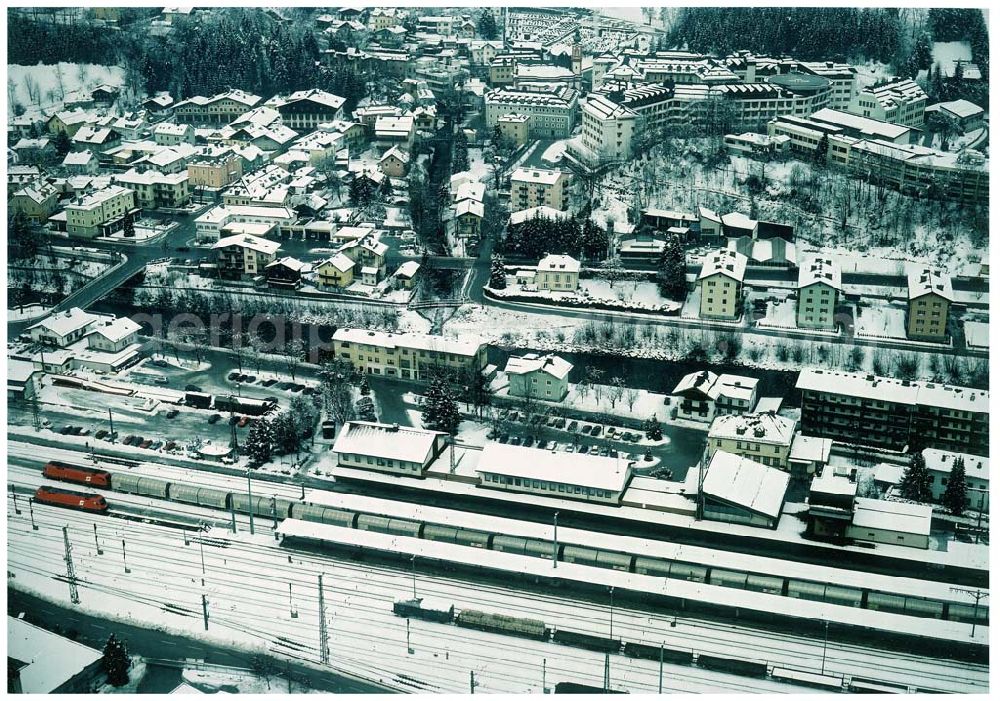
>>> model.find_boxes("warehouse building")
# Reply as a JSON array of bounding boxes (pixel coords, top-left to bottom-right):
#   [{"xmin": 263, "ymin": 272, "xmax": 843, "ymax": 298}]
[{"xmin": 700, "ymin": 450, "xmax": 790, "ymax": 529}]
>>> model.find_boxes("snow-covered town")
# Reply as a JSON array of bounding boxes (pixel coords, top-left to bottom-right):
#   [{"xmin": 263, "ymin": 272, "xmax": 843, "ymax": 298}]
[{"xmin": 4, "ymin": 4, "xmax": 990, "ymax": 695}]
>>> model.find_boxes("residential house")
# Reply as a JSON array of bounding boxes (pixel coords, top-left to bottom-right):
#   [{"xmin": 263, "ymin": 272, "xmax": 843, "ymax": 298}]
[
  {"xmin": 62, "ymin": 150, "xmax": 99, "ymax": 175},
  {"xmin": 90, "ymin": 84, "xmax": 120, "ymax": 105},
  {"xmin": 8, "ymin": 358, "xmax": 40, "ymax": 401},
  {"xmin": 211, "ymin": 233, "xmax": 281, "ymax": 279},
  {"xmin": 373, "ymin": 115, "xmax": 415, "ymax": 148},
  {"xmin": 848, "ymin": 77, "xmax": 927, "ymax": 128},
  {"xmin": 46, "ymin": 109, "xmax": 97, "ymax": 137},
  {"xmin": 700, "ymin": 451, "xmax": 790, "ymax": 529},
  {"xmin": 331, "ymin": 328, "xmax": 487, "ymax": 380},
  {"xmin": 194, "ymin": 204, "xmax": 296, "ymax": 241},
  {"xmin": 10, "ymin": 181, "xmax": 60, "ymax": 224},
  {"xmin": 70, "ymin": 126, "xmax": 121, "ymax": 154},
  {"xmin": 496, "ymin": 113, "xmax": 530, "ymax": 148},
  {"xmin": 173, "ymin": 90, "xmax": 263, "ymax": 124},
  {"xmin": 143, "ymin": 92, "xmax": 175, "ymax": 114},
  {"xmin": 697, "ymin": 248, "xmax": 747, "ymax": 319},
  {"xmin": 846, "ymin": 498, "xmax": 932, "ymax": 549},
  {"xmin": 509, "ymin": 167, "xmax": 571, "ymax": 212},
  {"xmin": 875, "ymin": 449, "xmax": 990, "ymax": 509},
  {"xmin": 264, "ymin": 257, "xmax": 307, "ymax": 289},
  {"xmin": 338, "ymin": 233, "xmax": 389, "ymax": 280},
  {"xmin": 315, "ymin": 252, "xmax": 356, "ymax": 289},
  {"xmin": 64, "ymin": 185, "xmax": 139, "ymax": 238},
  {"xmin": 707, "ymin": 411, "xmax": 797, "ymax": 470},
  {"xmin": 187, "ymin": 148, "xmax": 244, "ymax": 189},
  {"xmin": 906, "ymin": 267, "xmax": 952, "ymax": 341},
  {"xmin": 454, "ymin": 198, "xmax": 484, "ymax": 241},
  {"xmin": 153, "ymin": 122, "xmax": 196, "ymax": 146},
  {"xmin": 796, "ymin": 255, "xmax": 841, "ymax": 329},
  {"xmin": 484, "ymin": 84, "xmax": 578, "ymax": 138},
  {"xmin": 672, "ymin": 371, "xmax": 759, "ymax": 423},
  {"xmin": 86, "ymin": 316, "xmax": 141, "ymax": 353},
  {"xmin": 536, "ymin": 254, "xmax": 580, "ymax": 292},
  {"xmin": 505, "ymin": 353, "xmax": 573, "ymax": 402},
  {"xmin": 924, "ymin": 99, "xmax": 985, "ymax": 132},
  {"xmin": 113, "ymin": 169, "xmax": 190, "ymax": 209},
  {"xmin": 12, "ymin": 138, "xmax": 55, "ymax": 164},
  {"xmin": 393, "ymin": 261, "xmax": 420, "ymax": 289},
  {"xmin": 379, "ymin": 146, "xmax": 410, "ymax": 177}
]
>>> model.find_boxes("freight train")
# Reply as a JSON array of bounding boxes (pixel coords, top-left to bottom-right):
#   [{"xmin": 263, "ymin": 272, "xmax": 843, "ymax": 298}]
[{"xmin": 37, "ymin": 461, "xmax": 990, "ymax": 627}]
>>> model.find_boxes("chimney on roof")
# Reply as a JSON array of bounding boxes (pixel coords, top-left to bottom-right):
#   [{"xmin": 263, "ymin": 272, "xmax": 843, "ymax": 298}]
[{"xmin": 388, "ymin": 423, "xmax": 399, "ymax": 432}]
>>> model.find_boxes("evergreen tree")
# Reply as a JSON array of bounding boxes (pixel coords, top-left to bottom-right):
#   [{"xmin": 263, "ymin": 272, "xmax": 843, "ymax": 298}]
[
  {"xmin": 102, "ymin": 634, "xmax": 131, "ymax": 687},
  {"xmin": 359, "ymin": 376, "xmax": 371, "ymax": 396},
  {"xmin": 899, "ymin": 452, "xmax": 934, "ymax": 503},
  {"xmin": 656, "ymin": 234, "xmax": 687, "ymax": 301},
  {"xmin": 488, "ymin": 254, "xmax": 507, "ymax": 289},
  {"xmin": 452, "ymin": 129, "xmax": 470, "ymax": 173},
  {"xmin": 8, "ymin": 212, "xmax": 39, "ymax": 261},
  {"xmin": 244, "ymin": 418, "xmax": 273, "ymax": 464},
  {"xmin": 911, "ymin": 32, "xmax": 933, "ymax": 72},
  {"xmin": 477, "ymin": 10, "xmax": 499, "ymax": 40},
  {"xmin": 942, "ymin": 457, "xmax": 968, "ymax": 516},
  {"xmin": 53, "ymin": 131, "xmax": 72, "ymax": 159},
  {"xmin": 813, "ymin": 133, "xmax": 829, "ymax": 166},
  {"xmin": 580, "ymin": 218, "xmax": 609, "ymax": 260},
  {"xmin": 421, "ymin": 375, "xmax": 461, "ymax": 435},
  {"xmin": 271, "ymin": 413, "xmax": 300, "ymax": 456},
  {"xmin": 643, "ymin": 416, "xmax": 663, "ymax": 441}
]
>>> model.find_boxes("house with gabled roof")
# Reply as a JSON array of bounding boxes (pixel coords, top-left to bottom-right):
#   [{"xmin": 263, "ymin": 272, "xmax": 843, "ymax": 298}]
[
  {"xmin": 378, "ymin": 146, "xmax": 410, "ymax": 177},
  {"xmin": 334, "ymin": 421, "xmax": 449, "ymax": 477},
  {"xmin": 505, "ymin": 353, "xmax": 573, "ymax": 401},
  {"xmin": 536, "ymin": 254, "xmax": 580, "ymax": 292}
]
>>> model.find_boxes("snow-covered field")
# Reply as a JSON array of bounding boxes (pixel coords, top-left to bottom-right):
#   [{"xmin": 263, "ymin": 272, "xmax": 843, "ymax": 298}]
[
  {"xmin": 8, "ymin": 62, "xmax": 124, "ymax": 113},
  {"xmin": 854, "ymin": 302, "xmax": 908, "ymax": 340},
  {"xmin": 931, "ymin": 40, "xmax": 972, "ymax": 72}
]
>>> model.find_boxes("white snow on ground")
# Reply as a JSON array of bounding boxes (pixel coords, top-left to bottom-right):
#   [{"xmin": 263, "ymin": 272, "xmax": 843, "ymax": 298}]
[
  {"xmin": 540, "ymin": 139, "xmax": 568, "ymax": 164},
  {"xmin": 850, "ymin": 60, "xmax": 896, "ymax": 89},
  {"xmin": 755, "ymin": 295, "xmax": 798, "ymax": 329},
  {"xmin": 466, "ymin": 147, "xmax": 491, "ymax": 184},
  {"xmin": 499, "ymin": 380, "xmax": 671, "ymax": 427},
  {"xmin": 579, "ymin": 279, "xmax": 666, "ymax": 306},
  {"xmin": 7, "ymin": 303, "xmax": 49, "ymax": 322},
  {"xmin": 182, "ymin": 667, "xmax": 313, "ymax": 694},
  {"xmin": 854, "ymin": 302, "xmax": 908, "ymax": 340},
  {"xmin": 931, "ymin": 41, "xmax": 972, "ymax": 72},
  {"xmin": 7, "ymin": 62, "xmax": 125, "ymax": 113}
]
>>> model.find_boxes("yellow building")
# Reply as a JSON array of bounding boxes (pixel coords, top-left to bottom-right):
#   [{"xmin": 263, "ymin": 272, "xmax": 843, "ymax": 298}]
[
  {"xmin": 496, "ymin": 113, "xmax": 530, "ymax": 147},
  {"xmin": 10, "ymin": 182, "xmax": 59, "ymax": 224},
  {"xmin": 510, "ymin": 167, "xmax": 571, "ymax": 212},
  {"xmin": 174, "ymin": 90, "xmax": 262, "ymax": 125},
  {"xmin": 536, "ymin": 254, "xmax": 580, "ymax": 292},
  {"xmin": 64, "ymin": 186, "xmax": 139, "ymax": 238},
  {"xmin": 906, "ymin": 267, "xmax": 953, "ymax": 341},
  {"xmin": 697, "ymin": 248, "xmax": 747, "ymax": 320},
  {"xmin": 113, "ymin": 169, "xmax": 190, "ymax": 209},
  {"xmin": 331, "ymin": 328, "xmax": 487, "ymax": 381},
  {"xmin": 707, "ymin": 412, "xmax": 797, "ymax": 471},
  {"xmin": 315, "ymin": 253, "xmax": 356, "ymax": 289},
  {"xmin": 188, "ymin": 152, "xmax": 244, "ymax": 189}
]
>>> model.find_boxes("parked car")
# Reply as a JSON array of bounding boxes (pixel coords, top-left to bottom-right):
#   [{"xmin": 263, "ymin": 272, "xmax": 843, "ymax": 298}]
[
  {"xmin": 150, "ymin": 359, "xmax": 168, "ymax": 367},
  {"xmin": 599, "ymin": 447, "xmax": 610, "ymax": 457},
  {"xmin": 95, "ymin": 429, "xmax": 107, "ymax": 439},
  {"xmin": 152, "ymin": 375, "xmax": 169, "ymax": 385},
  {"xmin": 228, "ymin": 371, "xmax": 240, "ymax": 381},
  {"xmin": 610, "ymin": 450, "xmax": 619, "ymax": 458},
  {"xmin": 291, "ymin": 384, "xmax": 305, "ymax": 393},
  {"xmin": 185, "ymin": 384, "xmax": 203, "ymax": 393},
  {"xmin": 165, "ymin": 409, "xmax": 179, "ymax": 419},
  {"xmin": 78, "ymin": 428, "xmax": 90, "ymax": 436},
  {"xmin": 41, "ymin": 419, "xmax": 52, "ymax": 428},
  {"xmin": 140, "ymin": 439, "xmax": 152, "ymax": 449},
  {"xmin": 567, "ymin": 420, "xmax": 578, "ymax": 432},
  {"xmin": 122, "ymin": 435, "xmax": 135, "ymax": 445},
  {"xmin": 577, "ymin": 444, "xmax": 589, "ymax": 453},
  {"xmin": 208, "ymin": 414, "xmax": 222, "ymax": 424},
  {"xmin": 591, "ymin": 425, "xmax": 603, "ymax": 437},
  {"xmin": 554, "ymin": 418, "xmax": 566, "ymax": 429},
  {"xmin": 564, "ymin": 444, "xmax": 575, "ymax": 452},
  {"xmin": 165, "ymin": 441, "xmax": 177, "ymax": 452},
  {"xmin": 589, "ymin": 445, "xmax": 601, "ymax": 455},
  {"xmin": 620, "ymin": 431, "xmax": 632, "ymax": 442},
  {"xmin": 176, "ymin": 246, "xmax": 191, "ymax": 252},
  {"xmin": 610, "ymin": 429, "xmax": 621, "ymax": 440},
  {"xmin": 150, "ymin": 441, "xmax": 163, "ymax": 451},
  {"xmin": 498, "ymin": 434, "xmax": 509, "ymax": 444},
  {"xmin": 71, "ymin": 426, "xmax": 84, "ymax": 435},
  {"xmin": 509, "ymin": 436, "xmax": 522, "ymax": 446},
  {"xmin": 523, "ymin": 435, "xmax": 535, "ymax": 448},
  {"xmin": 261, "ymin": 378, "xmax": 278, "ymax": 387},
  {"xmin": 238, "ymin": 416, "xmax": 250, "ymax": 428}
]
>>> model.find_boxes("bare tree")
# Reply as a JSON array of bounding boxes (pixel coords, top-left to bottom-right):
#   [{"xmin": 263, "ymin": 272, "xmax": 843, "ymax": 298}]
[
  {"xmin": 23, "ymin": 75, "xmax": 40, "ymax": 105},
  {"xmin": 608, "ymin": 376, "xmax": 626, "ymax": 409},
  {"xmin": 625, "ymin": 386, "xmax": 640, "ymax": 412}
]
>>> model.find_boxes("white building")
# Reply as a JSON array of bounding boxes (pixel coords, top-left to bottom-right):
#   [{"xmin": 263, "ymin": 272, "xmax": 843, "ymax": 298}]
[
  {"xmin": 505, "ymin": 353, "xmax": 573, "ymax": 401},
  {"xmin": 28, "ymin": 308, "xmax": 101, "ymax": 347},
  {"xmin": 848, "ymin": 77, "xmax": 927, "ymax": 128},
  {"xmin": 195, "ymin": 204, "xmax": 296, "ymax": 241},
  {"xmin": 796, "ymin": 255, "xmax": 842, "ymax": 329},
  {"xmin": 672, "ymin": 370, "xmax": 759, "ymax": 423},
  {"xmin": 333, "ymin": 421, "xmax": 449, "ymax": 477},
  {"xmin": 484, "ymin": 84, "xmax": 578, "ymax": 138},
  {"xmin": 477, "ymin": 442, "xmax": 634, "ymax": 505},
  {"xmin": 701, "ymin": 451, "xmax": 790, "ymax": 529},
  {"xmin": 846, "ymin": 497, "xmax": 932, "ymax": 549},
  {"xmin": 536, "ymin": 254, "xmax": 580, "ymax": 292}
]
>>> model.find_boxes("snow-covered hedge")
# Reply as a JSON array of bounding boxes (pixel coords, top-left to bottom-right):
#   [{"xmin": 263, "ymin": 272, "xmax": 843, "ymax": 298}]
[{"xmin": 484, "ymin": 286, "xmax": 681, "ymax": 316}]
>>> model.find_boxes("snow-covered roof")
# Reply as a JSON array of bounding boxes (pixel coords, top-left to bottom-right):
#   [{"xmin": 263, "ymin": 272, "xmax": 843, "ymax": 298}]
[
  {"xmin": 334, "ymin": 421, "xmax": 445, "ymax": 465},
  {"xmin": 809, "ymin": 108, "xmax": 912, "ymax": 141},
  {"xmin": 720, "ymin": 211, "xmax": 757, "ymax": 231},
  {"xmin": 281, "ymin": 89, "xmax": 346, "ymax": 111},
  {"xmin": 61, "ymin": 150, "xmax": 96, "ymax": 166},
  {"xmin": 795, "ymin": 370, "xmax": 989, "ymax": 413},
  {"xmin": 907, "ymin": 267, "xmax": 954, "ymax": 302},
  {"xmin": 852, "ymin": 497, "xmax": 931, "ymax": 537},
  {"xmin": 509, "ymin": 206, "xmax": 571, "ymax": 226},
  {"xmin": 789, "ymin": 434, "xmax": 832, "ymax": 464},
  {"xmin": 582, "ymin": 94, "xmax": 638, "ymax": 121},
  {"xmin": 716, "ymin": 374, "xmax": 759, "ymax": 403},
  {"xmin": 153, "ymin": 122, "xmax": 192, "ymax": 136},
  {"xmin": 454, "ymin": 181, "xmax": 485, "ymax": 203},
  {"xmin": 798, "ymin": 255, "xmax": 842, "ymax": 290},
  {"xmin": 380, "ymin": 146, "xmax": 411, "ymax": 165},
  {"xmin": 212, "ymin": 233, "xmax": 280, "ymax": 255},
  {"xmin": 809, "ymin": 469, "xmax": 857, "ymax": 498},
  {"xmin": 321, "ymin": 252, "xmax": 356, "ymax": 273},
  {"xmin": 708, "ymin": 411, "xmax": 796, "ymax": 446},
  {"xmin": 332, "ymin": 328, "xmax": 483, "ymax": 357},
  {"xmin": 7, "ymin": 617, "xmax": 102, "ymax": 693},
  {"xmin": 860, "ymin": 78, "xmax": 927, "ymax": 109},
  {"xmin": 395, "ymin": 261, "xmax": 420, "ymax": 279},
  {"xmin": 477, "ymin": 442, "xmax": 633, "ymax": 494},
  {"xmin": 644, "ymin": 207, "xmax": 697, "ymax": 223},
  {"xmin": 699, "ymin": 206, "xmax": 721, "ymax": 223},
  {"xmin": 703, "ymin": 451, "xmax": 790, "ymax": 520},
  {"xmin": 927, "ymin": 98, "xmax": 984, "ymax": 120},
  {"xmin": 89, "ymin": 316, "xmax": 141, "ymax": 343},
  {"xmin": 504, "ymin": 353, "xmax": 573, "ymax": 380},
  {"xmin": 922, "ymin": 448, "xmax": 989, "ymax": 482},
  {"xmin": 175, "ymin": 89, "xmax": 261, "ymax": 109},
  {"xmin": 697, "ymin": 248, "xmax": 747, "ymax": 282},
  {"xmin": 673, "ymin": 370, "xmax": 720, "ymax": 399},
  {"xmin": 265, "ymin": 256, "xmax": 307, "ymax": 273},
  {"xmin": 374, "ymin": 115, "xmax": 415, "ymax": 136},
  {"xmin": 13, "ymin": 181, "xmax": 57, "ymax": 204},
  {"xmin": 29, "ymin": 307, "xmax": 99, "ymax": 338},
  {"xmin": 455, "ymin": 198, "xmax": 484, "ymax": 218},
  {"xmin": 8, "ymin": 358, "xmax": 36, "ymax": 384},
  {"xmin": 511, "ymin": 167, "xmax": 564, "ymax": 185},
  {"xmin": 537, "ymin": 254, "xmax": 580, "ymax": 273}
]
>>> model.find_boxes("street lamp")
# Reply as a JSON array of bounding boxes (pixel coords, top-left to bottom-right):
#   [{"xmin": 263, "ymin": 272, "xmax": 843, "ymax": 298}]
[
  {"xmin": 246, "ymin": 469, "xmax": 255, "ymax": 536},
  {"xmin": 411, "ymin": 554, "xmax": 417, "ymax": 599},
  {"xmin": 820, "ymin": 619, "xmax": 829, "ymax": 675},
  {"xmin": 552, "ymin": 511, "xmax": 559, "ymax": 568},
  {"xmin": 609, "ymin": 586, "xmax": 615, "ymax": 640}
]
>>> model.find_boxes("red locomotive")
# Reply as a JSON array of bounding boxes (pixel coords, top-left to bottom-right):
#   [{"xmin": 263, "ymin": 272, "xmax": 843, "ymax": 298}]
[
  {"xmin": 34, "ymin": 486, "xmax": 109, "ymax": 513},
  {"xmin": 43, "ymin": 461, "xmax": 112, "ymax": 488}
]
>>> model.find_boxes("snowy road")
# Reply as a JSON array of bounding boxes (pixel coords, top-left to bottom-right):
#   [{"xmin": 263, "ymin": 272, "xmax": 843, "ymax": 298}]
[{"xmin": 6, "ymin": 493, "xmax": 987, "ymax": 694}]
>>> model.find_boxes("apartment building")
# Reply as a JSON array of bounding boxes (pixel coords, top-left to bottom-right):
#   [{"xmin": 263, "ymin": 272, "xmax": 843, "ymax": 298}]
[
  {"xmin": 577, "ymin": 93, "xmax": 638, "ymax": 164},
  {"xmin": 152, "ymin": 122, "xmax": 196, "ymax": 146},
  {"xmin": 187, "ymin": 149, "xmax": 244, "ymax": 189},
  {"xmin": 697, "ymin": 248, "xmax": 747, "ymax": 320},
  {"xmin": 707, "ymin": 412, "xmax": 797, "ymax": 470},
  {"xmin": 484, "ymin": 84, "xmax": 578, "ymax": 138},
  {"xmin": 495, "ymin": 113, "xmax": 530, "ymax": 148},
  {"xmin": 174, "ymin": 90, "xmax": 263, "ymax": 124},
  {"xmin": 211, "ymin": 233, "xmax": 280, "ymax": 279},
  {"xmin": 505, "ymin": 353, "xmax": 573, "ymax": 402},
  {"xmin": 907, "ymin": 267, "xmax": 953, "ymax": 341},
  {"xmin": 848, "ymin": 77, "xmax": 927, "ymax": 128},
  {"xmin": 113, "ymin": 169, "xmax": 190, "ymax": 209},
  {"xmin": 195, "ymin": 204, "xmax": 296, "ymax": 241},
  {"xmin": 796, "ymin": 369, "xmax": 989, "ymax": 455},
  {"xmin": 510, "ymin": 167, "xmax": 571, "ymax": 212},
  {"xmin": 331, "ymin": 328, "xmax": 487, "ymax": 381},
  {"xmin": 276, "ymin": 89, "xmax": 346, "ymax": 131},
  {"xmin": 315, "ymin": 252, "xmax": 356, "ymax": 289},
  {"xmin": 64, "ymin": 185, "xmax": 139, "ymax": 238},
  {"xmin": 796, "ymin": 255, "xmax": 841, "ymax": 329},
  {"xmin": 536, "ymin": 254, "xmax": 580, "ymax": 292}
]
